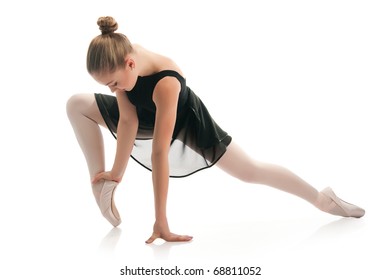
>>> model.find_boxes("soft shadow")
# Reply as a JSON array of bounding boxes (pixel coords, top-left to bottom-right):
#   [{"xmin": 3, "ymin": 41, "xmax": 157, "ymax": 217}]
[
  {"xmin": 306, "ymin": 217, "xmax": 366, "ymax": 242},
  {"xmin": 146, "ymin": 240, "xmax": 193, "ymax": 260},
  {"xmin": 98, "ymin": 227, "xmax": 122, "ymax": 254}
]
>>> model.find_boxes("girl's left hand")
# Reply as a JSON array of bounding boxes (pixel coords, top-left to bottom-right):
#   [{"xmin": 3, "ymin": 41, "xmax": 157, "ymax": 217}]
[
  {"xmin": 145, "ymin": 221, "xmax": 193, "ymax": 244},
  {"xmin": 92, "ymin": 171, "xmax": 121, "ymax": 184}
]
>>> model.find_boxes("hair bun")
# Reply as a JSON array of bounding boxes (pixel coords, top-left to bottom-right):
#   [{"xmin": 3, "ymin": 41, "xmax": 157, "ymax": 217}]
[{"xmin": 97, "ymin": 16, "xmax": 118, "ymax": 35}]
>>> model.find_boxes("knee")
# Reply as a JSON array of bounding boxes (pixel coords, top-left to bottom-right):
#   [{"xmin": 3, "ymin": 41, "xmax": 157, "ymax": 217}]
[
  {"xmin": 66, "ymin": 93, "xmax": 89, "ymax": 118},
  {"xmin": 228, "ymin": 162, "xmax": 262, "ymax": 184},
  {"xmin": 237, "ymin": 159, "xmax": 268, "ymax": 184},
  {"xmin": 237, "ymin": 171, "xmax": 260, "ymax": 184}
]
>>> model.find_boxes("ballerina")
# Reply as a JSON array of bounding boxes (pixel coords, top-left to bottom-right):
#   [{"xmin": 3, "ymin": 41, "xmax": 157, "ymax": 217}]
[{"xmin": 66, "ymin": 16, "xmax": 365, "ymax": 244}]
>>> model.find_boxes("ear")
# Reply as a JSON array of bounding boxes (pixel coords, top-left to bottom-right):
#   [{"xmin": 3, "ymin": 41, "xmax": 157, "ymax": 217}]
[{"xmin": 124, "ymin": 58, "xmax": 135, "ymax": 70}]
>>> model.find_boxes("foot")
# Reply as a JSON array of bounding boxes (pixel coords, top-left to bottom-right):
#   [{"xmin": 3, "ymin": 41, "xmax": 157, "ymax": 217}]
[
  {"xmin": 317, "ymin": 187, "xmax": 365, "ymax": 218},
  {"xmin": 92, "ymin": 179, "xmax": 121, "ymax": 226}
]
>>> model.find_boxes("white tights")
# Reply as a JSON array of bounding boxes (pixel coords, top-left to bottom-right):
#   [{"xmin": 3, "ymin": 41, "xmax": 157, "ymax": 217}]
[
  {"xmin": 66, "ymin": 94, "xmax": 109, "ymax": 205},
  {"xmin": 66, "ymin": 93, "xmax": 363, "ymax": 218},
  {"xmin": 216, "ymin": 142, "xmax": 321, "ymax": 205}
]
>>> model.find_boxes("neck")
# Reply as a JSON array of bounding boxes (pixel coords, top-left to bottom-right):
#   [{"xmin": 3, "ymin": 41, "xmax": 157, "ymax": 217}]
[{"xmin": 132, "ymin": 45, "xmax": 160, "ymax": 76}]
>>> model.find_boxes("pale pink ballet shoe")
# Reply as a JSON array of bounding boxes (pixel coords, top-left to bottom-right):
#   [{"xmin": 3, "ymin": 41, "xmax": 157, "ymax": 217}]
[
  {"xmin": 321, "ymin": 187, "xmax": 365, "ymax": 218},
  {"xmin": 99, "ymin": 180, "xmax": 121, "ymax": 227}
]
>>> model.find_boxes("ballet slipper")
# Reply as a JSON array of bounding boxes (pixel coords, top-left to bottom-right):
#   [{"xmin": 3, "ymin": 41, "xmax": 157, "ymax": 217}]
[
  {"xmin": 320, "ymin": 187, "xmax": 365, "ymax": 218},
  {"xmin": 99, "ymin": 180, "xmax": 121, "ymax": 227}
]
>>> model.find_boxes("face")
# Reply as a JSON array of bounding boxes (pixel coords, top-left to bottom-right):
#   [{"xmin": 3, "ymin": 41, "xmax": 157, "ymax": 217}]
[{"xmin": 92, "ymin": 59, "xmax": 138, "ymax": 92}]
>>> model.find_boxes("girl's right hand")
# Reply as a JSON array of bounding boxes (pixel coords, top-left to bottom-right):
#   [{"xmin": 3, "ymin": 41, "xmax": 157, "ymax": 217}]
[
  {"xmin": 92, "ymin": 171, "xmax": 121, "ymax": 184},
  {"xmin": 145, "ymin": 220, "xmax": 193, "ymax": 244}
]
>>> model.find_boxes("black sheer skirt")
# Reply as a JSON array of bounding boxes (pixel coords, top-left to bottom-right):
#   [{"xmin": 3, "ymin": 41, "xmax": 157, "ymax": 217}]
[{"xmin": 95, "ymin": 91, "xmax": 232, "ymax": 178}]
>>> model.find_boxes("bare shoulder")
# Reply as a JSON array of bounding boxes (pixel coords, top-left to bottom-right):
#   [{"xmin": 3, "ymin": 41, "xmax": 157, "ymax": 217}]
[
  {"xmin": 133, "ymin": 44, "xmax": 185, "ymax": 77},
  {"xmin": 153, "ymin": 75, "xmax": 181, "ymax": 105}
]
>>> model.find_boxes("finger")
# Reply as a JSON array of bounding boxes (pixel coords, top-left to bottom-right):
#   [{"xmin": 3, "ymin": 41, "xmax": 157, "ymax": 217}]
[
  {"xmin": 92, "ymin": 173, "xmax": 104, "ymax": 184},
  {"xmin": 145, "ymin": 233, "xmax": 159, "ymax": 244},
  {"xmin": 166, "ymin": 234, "xmax": 193, "ymax": 242}
]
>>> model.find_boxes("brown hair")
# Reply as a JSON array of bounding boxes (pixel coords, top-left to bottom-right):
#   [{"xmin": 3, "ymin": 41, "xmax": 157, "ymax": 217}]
[{"xmin": 87, "ymin": 16, "xmax": 133, "ymax": 74}]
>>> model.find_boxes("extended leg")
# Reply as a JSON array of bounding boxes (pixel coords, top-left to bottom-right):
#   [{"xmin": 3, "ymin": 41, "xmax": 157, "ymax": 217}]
[
  {"xmin": 66, "ymin": 93, "xmax": 120, "ymax": 226},
  {"xmin": 216, "ymin": 141, "xmax": 365, "ymax": 217}
]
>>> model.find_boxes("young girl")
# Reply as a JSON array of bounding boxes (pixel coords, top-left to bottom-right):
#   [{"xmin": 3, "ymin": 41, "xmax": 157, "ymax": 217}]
[{"xmin": 66, "ymin": 16, "xmax": 365, "ymax": 244}]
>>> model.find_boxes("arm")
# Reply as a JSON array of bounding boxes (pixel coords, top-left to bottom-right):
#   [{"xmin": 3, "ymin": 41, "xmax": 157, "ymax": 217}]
[
  {"xmin": 92, "ymin": 90, "xmax": 138, "ymax": 183},
  {"xmin": 145, "ymin": 77, "xmax": 193, "ymax": 243}
]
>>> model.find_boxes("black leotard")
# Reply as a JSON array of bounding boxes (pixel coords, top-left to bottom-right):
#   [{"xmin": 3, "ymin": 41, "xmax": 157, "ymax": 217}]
[{"xmin": 95, "ymin": 70, "xmax": 231, "ymax": 177}]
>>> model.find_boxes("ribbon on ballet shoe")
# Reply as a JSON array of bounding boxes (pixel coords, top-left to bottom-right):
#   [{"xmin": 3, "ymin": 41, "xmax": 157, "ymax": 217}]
[{"xmin": 321, "ymin": 187, "xmax": 365, "ymax": 218}]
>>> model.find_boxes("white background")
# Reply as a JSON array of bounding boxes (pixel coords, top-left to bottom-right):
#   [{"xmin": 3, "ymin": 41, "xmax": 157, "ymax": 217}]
[{"xmin": 1, "ymin": 0, "xmax": 379, "ymax": 279}]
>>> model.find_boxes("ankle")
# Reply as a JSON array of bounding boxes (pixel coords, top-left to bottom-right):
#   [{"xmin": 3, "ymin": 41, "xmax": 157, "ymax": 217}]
[
  {"xmin": 314, "ymin": 192, "xmax": 331, "ymax": 212},
  {"xmin": 92, "ymin": 179, "xmax": 105, "ymax": 205}
]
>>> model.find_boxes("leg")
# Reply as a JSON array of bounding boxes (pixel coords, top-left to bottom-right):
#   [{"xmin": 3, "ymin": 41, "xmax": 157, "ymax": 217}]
[
  {"xmin": 217, "ymin": 141, "xmax": 319, "ymax": 204},
  {"xmin": 66, "ymin": 93, "xmax": 120, "ymax": 226},
  {"xmin": 66, "ymin": 93, "xmax": 107, "ymax": 179},
  {"xmin": 216, "ymin": 141, "xmax": 365, "ymax": 218}
]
